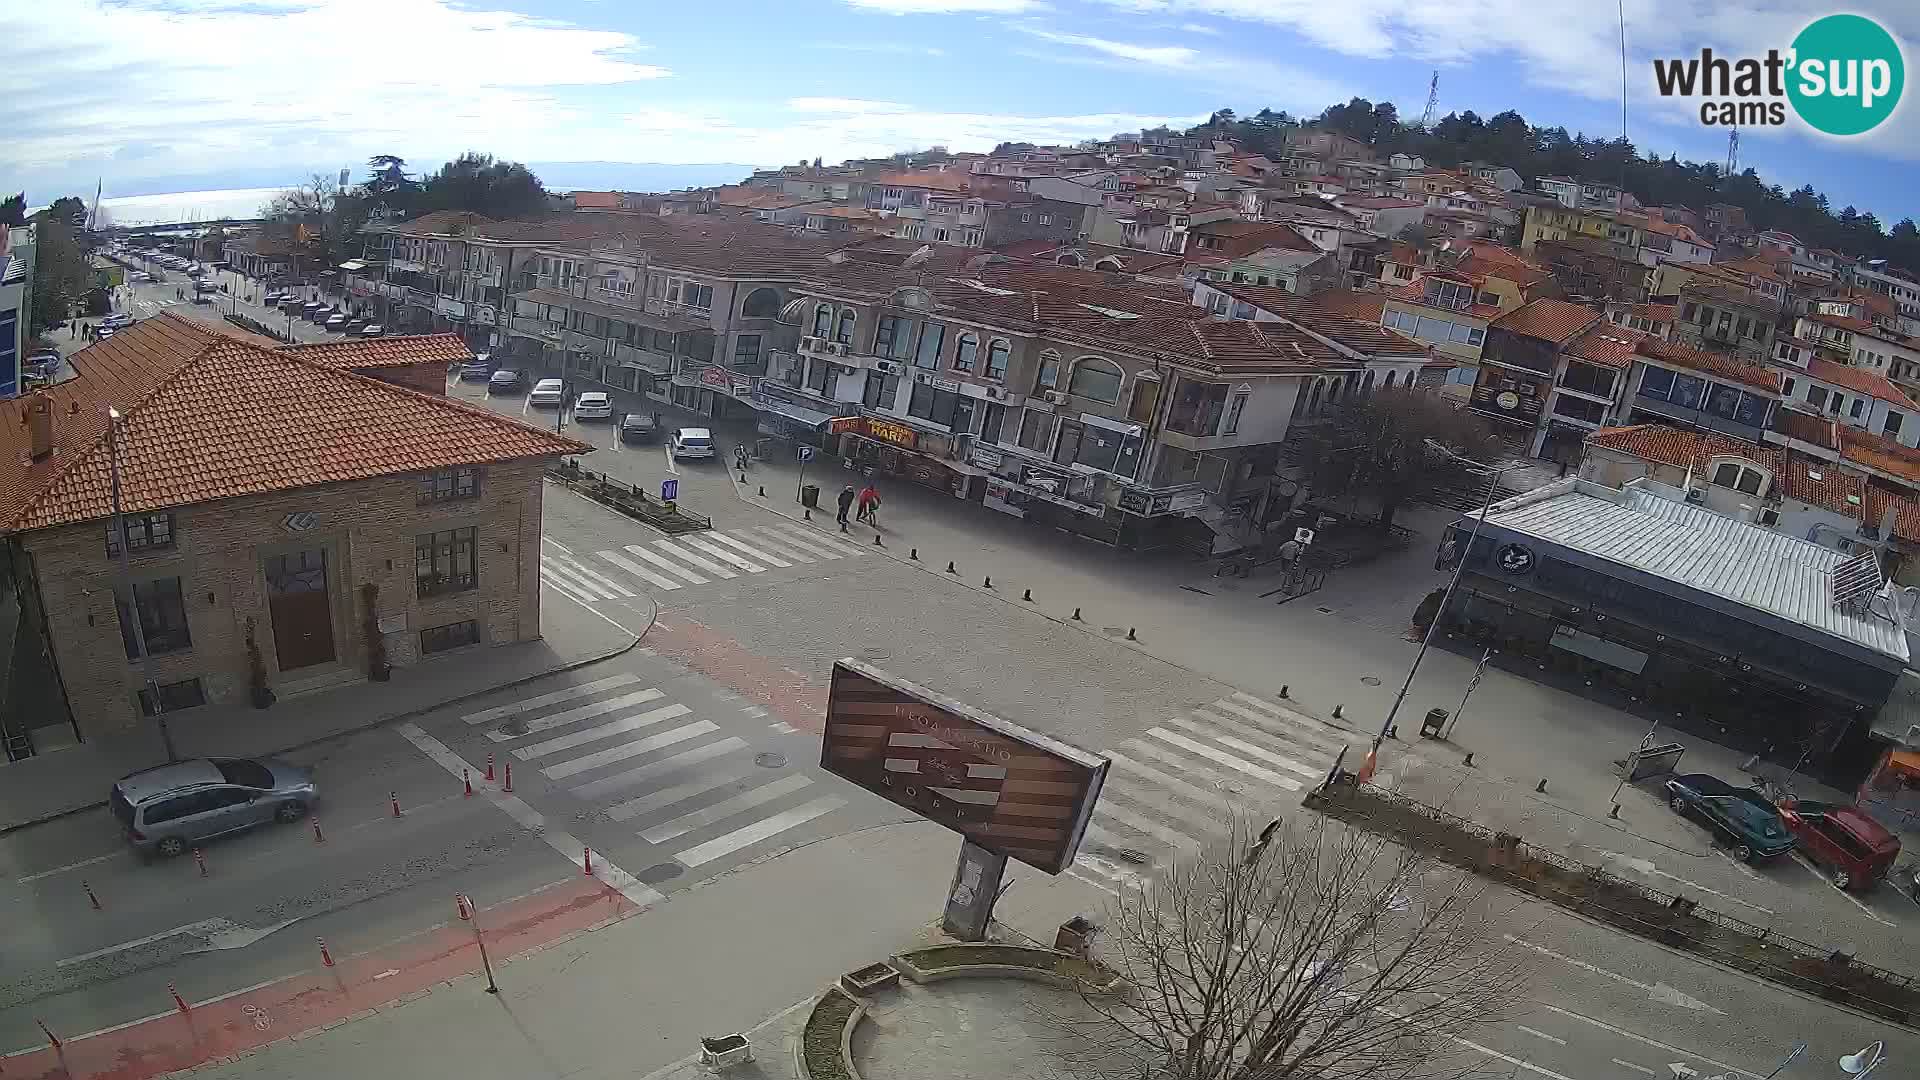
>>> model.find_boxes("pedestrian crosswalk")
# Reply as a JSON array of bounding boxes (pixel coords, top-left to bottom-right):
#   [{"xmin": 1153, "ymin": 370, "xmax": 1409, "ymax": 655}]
[
  {"xmin": 539, "ymin": 522, "xmax": 867, "ymax": 606},
  {"xmin": 1069, "ymin": 691, "xmax": 1365, "ymax": 895},
  {"xmin": 461, "ymin": 674, "xmax": 847, "ymax": 872}
]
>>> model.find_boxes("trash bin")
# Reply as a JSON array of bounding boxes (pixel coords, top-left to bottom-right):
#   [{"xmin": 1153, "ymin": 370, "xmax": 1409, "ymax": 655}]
[
  {"xmin": 1056, "ymin": 916, "xmax": 1097, "ymax": 955},
  {"xmin": 1420, "ymin": 708, "xmax": 1448, "ymax": 739},
  {"xmin": 800, "ymin": 484, "xmax": 820, "ymax": 508}
]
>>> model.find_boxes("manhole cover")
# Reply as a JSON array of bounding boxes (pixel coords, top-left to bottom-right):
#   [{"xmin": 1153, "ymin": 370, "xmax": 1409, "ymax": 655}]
[
  {"xmin": 496, "ymin": 718, "xmax": 528, "ymax": 737},
  {"xmin": 637, "ymin": 863, "xmax": 683, "ymax": 885},
  {"xmin": 862, "ymin": 648, "xmax": 891, "ymax": 661},
  {"xmin": 1361, "ymin": 676, "xmax": 1382, "ymax": 686},
  {"xmin": 1315, "ymin": 605, "xmax": 1336, "ymax": 615},
  {"xmin": 754, "ymin": 752, "xmax": 787, "ymax": 768}
]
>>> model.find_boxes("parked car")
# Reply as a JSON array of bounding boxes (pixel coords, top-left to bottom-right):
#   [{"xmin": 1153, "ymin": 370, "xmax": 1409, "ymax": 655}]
[
  {"xmin": 573, "ymin": 391, "xmax": 613, "ymax": 420},
  {"xmin": 300, "ymin": 301, "xmax": 323, "ymax": 319},
  {"xmin": 1664, "ymin": 773, "xmax": 1796, "ymax": 863},
  {"xmin": 345, "ymin": 317, "xmax": 368, "ymax": 334},
  {"xmin": 359, "ymin": 323, "xmax": 385, "ymax": 337},
  {"xmin": 487, "ymin": 369, "xmax": 526, "ymax": 394},
  {"xmin": 528, "ymin": 378, "xmax": 565, "ymax": 407},
  {"xmin": 325, "ymin": 313, "xmax": 350, "ymax": 330},
  {"xmin": 110, "ymin": 757, "xmax": 317, "ymax": 858},
  {"xmin": 94, "ymin": 326, "xmax": 115, "ymax": 340},
  {"xmin": 1779, "ymin": 800, "xmax": 1900, "ymax": 891},
  {"xmin": 671, "ymin": 426, "xmax": 716, "ymax": 460},
  {"xmin": 618, "ymin": 412, "xmax": 659, "ymax": 444},
  {"xmin": 101, "ymin": 312, "xmax": 134, "ymax": 329},
  {"xmin": 459, "ymin": 360, "xmax": 493, "ymax": 382},
  {"xmin": 308, "ymin": 305, "xmax": 337, "ymax": 323},
  {"xmin": 262, "ymin": 291, "xmax": 286, "ymax": 307}
]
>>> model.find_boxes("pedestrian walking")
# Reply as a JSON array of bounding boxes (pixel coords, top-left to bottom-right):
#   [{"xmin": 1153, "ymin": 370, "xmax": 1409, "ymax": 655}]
[
  {"xmin": 856, "ymin": 483, "xmax": 881, "ymax": 526},
  {"xmin": 836, "ymin": 484, "xmax": 856, "ymax": 529}
]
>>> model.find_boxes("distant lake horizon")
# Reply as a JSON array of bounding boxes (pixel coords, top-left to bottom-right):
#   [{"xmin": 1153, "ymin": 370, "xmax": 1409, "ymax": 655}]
[{"xmin": 88, "ymin": 187, "xmax": 286, "ymax": 227}]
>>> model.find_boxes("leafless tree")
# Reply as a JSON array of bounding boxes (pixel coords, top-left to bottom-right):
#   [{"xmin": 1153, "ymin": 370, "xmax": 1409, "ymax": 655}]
[{"xmin": 1057, "ymin": 815, "xmax": 1531, "ymax": 1080}]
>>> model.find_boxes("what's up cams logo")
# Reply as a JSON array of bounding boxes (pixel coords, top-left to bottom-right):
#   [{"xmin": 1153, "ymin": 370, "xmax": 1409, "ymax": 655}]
[{"xmin": 1653, "ymin": 14, "xmax": 1905, "ymax": 136}]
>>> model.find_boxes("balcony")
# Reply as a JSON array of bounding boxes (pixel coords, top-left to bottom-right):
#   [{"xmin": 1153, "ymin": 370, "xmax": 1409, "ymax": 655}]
[
  {"xmin": 798, "ymin": 335, "xmax": 875, "ymax": 368},
  {"xmin": 564, "ymin": 330, "xmax": 606, "ymax": 356},
  {"xmin": 1468, "ymin": 384, "xmax": 1545, "ymax": 426},
  {"xmin": 462, "ymin": 266, "xmax": 502, "ymax": 287},
  {"xmin": 1630, "ymin": 392, "xmax": 1763, "ymax": 442},
  {"xmin": 612, "ymin": 342, "xmax": 675, "ymax": 374},
  {"xmin": 508, "ymin": 316, "xmax": 566, "ymax": 343}
]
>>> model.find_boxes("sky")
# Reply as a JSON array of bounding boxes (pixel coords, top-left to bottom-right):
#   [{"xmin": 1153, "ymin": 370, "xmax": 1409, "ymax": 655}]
[{"xmin": 2, "ymin": 0, "xmax": 1916, "ymax": 227}]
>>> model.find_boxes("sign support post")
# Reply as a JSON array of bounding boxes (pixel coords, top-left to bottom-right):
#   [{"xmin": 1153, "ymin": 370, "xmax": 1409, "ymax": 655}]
[{"xmin": 941, "ymin": 840, "xmax": 1008, "ymax": 942}]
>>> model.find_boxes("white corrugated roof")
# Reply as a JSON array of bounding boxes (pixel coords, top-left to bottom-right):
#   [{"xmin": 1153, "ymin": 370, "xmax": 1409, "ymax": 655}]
[{"xmin": 1477, "ymin": 479, "xmax": 1908, "ymax": 662}]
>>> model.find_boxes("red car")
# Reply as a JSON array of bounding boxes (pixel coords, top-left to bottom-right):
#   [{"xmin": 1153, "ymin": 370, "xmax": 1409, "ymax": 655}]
[{"xmin": 1779, "ymin": 800, "xmax": 1901, "ymax": 891}]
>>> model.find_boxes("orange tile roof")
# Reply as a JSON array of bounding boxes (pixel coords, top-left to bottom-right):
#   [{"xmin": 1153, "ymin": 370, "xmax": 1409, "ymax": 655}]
[
  {"xmin": 1385, "ymin": 283, "xmax": 1502, "ymax": 320},
  {"xmin": 0, "ymin": 313, "xmax": 588, "ymax": 533},
  {"xmin": 1806, "ymin": 357, "xmax": 1917, "ymax": 406},
  {"xmin": 280, "ymin": 334, "xmax": 473, "ymax": 370},
  {"xmin": 1638, "ymin": 337, "xmax": 1782, "ymax": 392},
  {"xmin": 1566, "ymin": 325, "xmax": 1649, "ymax": 369},
  {"xmin": 1808, "ymin": 312, "xmax": 1878, "ymax": 334},
  {"xmin": 570, "ymin": 190, "xmax": 622, "ymax": 209},
  {"xmin": 1491, "ymin": 298, "xmax": 1600, "ymax": 343},
  {"xmin": 1771, "ymin": 407, "xmax": 1839, "ymax": 449},
  {"xmin": 1779, "ymin": 455, "xmax": 1866, "ymax": 516},
  {"xmin": 1584, "ymin": 424, "xmax": 1771, "ymax": 471},
  {"xmin": 1301, "ymin": 288, "xmax": 1387, "ymax": 323},
  {"xmin": 1864, "ymin": 487, "xmax": 1920, "ymax": 543},
  {"xmin": 1839, "ymin": 426, "xmax": 1920, "ymax": 485},
  {"xmin": 1211, "ymin": 283, "xmax": 1427, "ymax": 357}
]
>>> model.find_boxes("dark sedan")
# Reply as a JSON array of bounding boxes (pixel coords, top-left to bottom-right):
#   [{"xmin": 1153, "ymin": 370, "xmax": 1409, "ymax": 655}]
[
  {"xmin": 618, "ymin": 412, "xmax": 660, "ymax": 444},
  {"xmin": 1664, "ymin": 773, "xmax": 1795, "ymax": 863}
]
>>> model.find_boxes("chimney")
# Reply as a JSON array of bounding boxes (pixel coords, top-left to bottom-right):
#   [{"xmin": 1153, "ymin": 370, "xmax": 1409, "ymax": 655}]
[{"xmin": 24, "ymin": 393, "xmax": 52, "ymax": 461}]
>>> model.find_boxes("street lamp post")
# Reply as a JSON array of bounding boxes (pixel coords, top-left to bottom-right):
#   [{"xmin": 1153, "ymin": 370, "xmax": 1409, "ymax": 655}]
[
  {"xmin": 1366, "ymin": 441, "xmax": 1507, "ymax": 771},
  {"xmin": 107, "ymin": 407, "xmax": 178, "ymax": 763}
]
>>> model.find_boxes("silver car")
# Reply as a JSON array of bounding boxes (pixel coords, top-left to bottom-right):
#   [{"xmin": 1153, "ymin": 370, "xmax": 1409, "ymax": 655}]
[{"xmin": 110, "ymin": 758, "xmax": 317, "ymax": 857}]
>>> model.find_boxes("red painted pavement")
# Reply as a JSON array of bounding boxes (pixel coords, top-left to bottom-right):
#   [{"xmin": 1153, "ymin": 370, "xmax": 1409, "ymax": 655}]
[
  {"xmin": 646, "ymin": 617, "xmax": 827, "ymax": 734},
  {"xmin": 5, "ymin": 879, "xmax": 636, "ymax": 1080}
]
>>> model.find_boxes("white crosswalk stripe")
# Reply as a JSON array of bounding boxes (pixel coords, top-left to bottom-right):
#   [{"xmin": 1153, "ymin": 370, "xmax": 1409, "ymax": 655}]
[
  {"xmin": 596, "ymin": 550, "xmax": 683, "ymax": 591},
  {"xmin": 754, "ymin": 526, "xmax": 843, "ymax": 560},
  {"xmin": 640, "ymin": 773, "xmax": 815, "ymax": 844},
  {"xmin": 672, "ymin": 796, "xmax": 846, "ymax": 867},
  {"xmin": 541, "ymin": 556, "xmax": 633, "ymax": 600},
  {"xmin": 575, "ymin": 738, "xmax": 748, "ymax": 800},
  {"xmin": 621, "ymin": 544, "xmax": 709, "ymax": 584},
  {"xmin": 482, "ymin": 688, "xmax": 665, "ymax": 741},
  {"xmin": 463, "ymin": 674, "xmax": 641, "ymax": 725},
  {"xmin": 541, "ymin": 573, "xmax": 598, "ymax": 607},
  {"xmin": 535, "ymin": 517, "xmax": 886, "ymax": 607},
  {"xmin": 542, "ymin": 720, "xmax": 719, "ymax": 780},
  {"xmin": 764, "ymin": 523, "xmax": 864, "ymax": 559},
  {"xmin": 677, "ymin": 534, "xmax": 766, "ymax": 573},
  {"xmin": 704, "ymin": 531, "xmax": 791, "ymax": 567},
  {"xmin": 652, "ymin": 538, "xmax": 737, "ymax": 579},
  {"xmin": 1070, "ymin": 693, "xmax": 1350, "ymax": 897},
  {"xmin": 724, "ymin": 529, "xmax": 814, "ymax": 564},
  {"xmin": 512, "ymin": 703, "xmax": 691, "ymax": 760}
]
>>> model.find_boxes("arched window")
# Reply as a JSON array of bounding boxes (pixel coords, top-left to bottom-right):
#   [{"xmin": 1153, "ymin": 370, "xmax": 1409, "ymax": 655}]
[
  {"xmin": 1707, "ymin": 455, "xmax": 1771, "ymax": 496},
  {"xmin": 835, "ymin": 308, "xmax": 856, "ymax": 344},
  {"xmin": 1035, "ymin": 349, "xmax": 1062, "ymax": 391},
  {"xmin": 985, "ymin": 339, "xmax": 1010, "ymax": 381},
  {"xmin": 1363, "ymin": 370, "xmax": 1377, "ymax": 394},
  {"xmin": 1055, "ymin": 252, "xmax": 1084, "ymax": 267},
  {"xmin": 1067, "ymin": 356, "xmax": 1124, "ymax": 403},
  {"xmin": 954, "ymin": 333, "xmax": 979, "ymax": 373},
  {"xmin": 1094, "ymin": 257, "xmax": 1124, "ymax": 271},
  {"xmin": 1307, "ymin": 382, "xmax": 1323, "ymax": 414},
  {"xmin": 741, "ymin": 288, "xmax": 781, "ymax": 318},
  {"xmin": 811, "ymin": 303, "xmax": 832, "ymax": 337},
  {"xmin": 1383, "ymin": 370, "xmax": 1398, "ymax": 390}
]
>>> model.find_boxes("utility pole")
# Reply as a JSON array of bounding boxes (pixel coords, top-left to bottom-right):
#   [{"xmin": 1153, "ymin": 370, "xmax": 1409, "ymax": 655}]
[
  {"xmin": 108, "ymin": 408, "xmax": 178, "ymax": 763},
  {"xmin": 1419, "ymin": 71, "xmax": 1440, "ymax": 129}
]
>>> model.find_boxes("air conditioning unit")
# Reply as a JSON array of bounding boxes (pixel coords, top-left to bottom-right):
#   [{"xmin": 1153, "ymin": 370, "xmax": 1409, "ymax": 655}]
[
  {"xmin": 1044, "ymin": 390, "xmax": 1070, "ymax": 405},
  {"xmin": 874, "ymin": 359, "xmax": 905, "ymax": 376},
  {"xmin": 825, "ymin": 342, "xmax": 849, "ymax": 357},
  {"xmin": 1684, "ymin": 486, "xmax": 1706, "ymax": 504},
  {"xmin": 800, "ymin": 335, "xmax": 823, "ymax": 352}
]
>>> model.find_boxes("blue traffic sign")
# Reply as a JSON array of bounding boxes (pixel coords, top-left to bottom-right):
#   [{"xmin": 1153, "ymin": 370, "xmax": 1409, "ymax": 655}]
[
  {"xmin": 661, "ymin": 478, "xmax": 679, "ymax": 502},
  {"xmin": 797, "ymin": 446, "xmax": 815, "ymax": 463}
]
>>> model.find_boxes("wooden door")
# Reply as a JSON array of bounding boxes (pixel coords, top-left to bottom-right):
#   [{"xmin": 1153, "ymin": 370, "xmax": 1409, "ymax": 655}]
[{"xmin": 265, "ymin": 548, "xmax": 335, "ymax": 670}]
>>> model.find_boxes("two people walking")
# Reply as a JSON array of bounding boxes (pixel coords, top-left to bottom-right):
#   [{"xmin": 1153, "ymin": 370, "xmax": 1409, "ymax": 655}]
[{"xmin": 836, "ymin": 482, "xmax": 882, "ymax": 531}]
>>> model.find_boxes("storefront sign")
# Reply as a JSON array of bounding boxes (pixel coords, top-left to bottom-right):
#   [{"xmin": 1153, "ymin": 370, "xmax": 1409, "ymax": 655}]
[
  {"xmin": 1495, "ymin": 391, "xmax": 1521, "ymax": 411},
  {"xmin": 831, "ymin": 416, "xmax": 919, "ymax": 450},
  {"xmin": 971, "ymin": 446, "xmax": 1004, "ymax": 470},
  {"xmin": 1496, "ymin": 543, "xmax": 1535, "ymax": 575},
  {"xmin": 1167, "ymin": 488, "xmax": 1209, "ymax": 514},
  {"xmin": 931, "ymin": 376, "xmax": 961, "ymax": 392},
  {"xmin": 280, "ymin": 511, "xmax": 319, "ymax": 532},
  {"xmin": 1117, "ymin": 490, "xmax": 1152, "ymax": 515},
  {"xmin": 701, "ymin": 366, "xmax": 731, "ymax": 389}
]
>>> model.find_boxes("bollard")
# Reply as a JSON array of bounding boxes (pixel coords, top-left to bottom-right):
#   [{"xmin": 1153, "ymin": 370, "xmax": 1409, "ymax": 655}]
[
  {"xmin": 1609, "ymin": 803, "xmax": 1621, "ymax": 819},
  {"xmin": 170, "ymin": 983, "xmax": 190, "ymax": 1014},
  {"xmin": 1022, "ymin": 588, "xmax": 1033, "ymax": 601},
  {"xmin": 983, "ymin": 576, "xmax": 993, "ymax": 589},
  {"xmin": 1332, "ymin": 704, "xmax": 1343, "ymax": 719},
  {"xmin": 1127, "ymin": 627, "xmax": 1138, "ymax": 641},
  {"xmin": 83, "ymin": 880, "xmax": 101, "ymax": 911},
  {"xmin": 194, "ymin": 847, "xmax": 208, "ymax": 877},
  {"xmin": 464, "ymin": 769, "xmax": 473, "ymax": 798},
  {"xmin": 1279, "ymin": 685, "xmax": 1289, "ymax": 698},
  {"xmin": 318, "ymin": 937, "xmax": 334, "ymax": 968},
  {"xmin": 873, "ymin": 533, "xmax": 882, "ymax": 547},
  {"xmin": 391, "ymin": 791, "xmax": 402, "ymax": 818},
  {"xmin": 312, "ymin": 817, "xmax": 326, "ymax": 844},
  {"xmin": 757, "ymin": 486, "xmax": 766, "ymax": 498},
  {"xmin": 1386, "ymin": 725, "xmax": 1399, "ymax": 740},
  {"xmin": 486, "ymin": 752, "xmax": 496, "ymax": 782},
  {"xmin": 583, "ymin": 847, "xmax": 594, "ymax": 877},
  {"xmin": 909, "ymin": 548, "xmax": 918, "ymax": 560},
  {"xmin": 1462, "ymin": 752, "xmax": 1475, "ymax": 768},
  {"xmin": 946, "ymin": 561, "xmax": 956, "ymax": 574},
  {"xmin": 1071, "ymin": 607, "xmax": 1083, "ymax": 620},
  {"xmin": 1535, "ymin": 778, "xmax": 1548, "ymax": 794},
  {"xmin": 804, "ymin": 507, "xmax": 812, "ymax": 521},
  {"xmin": 503, "ymin": 761, "xmax": 514, "ymax": 792}
]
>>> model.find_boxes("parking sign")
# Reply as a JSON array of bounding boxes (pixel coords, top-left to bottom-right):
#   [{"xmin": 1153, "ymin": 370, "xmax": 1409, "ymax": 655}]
[
  {"xmin": 798, "ymin": 446, "xmax": 815, "ymax": 463},
  {"xmin": 661, "ymin": 478, "xmax": 679, "ymax": 502}
]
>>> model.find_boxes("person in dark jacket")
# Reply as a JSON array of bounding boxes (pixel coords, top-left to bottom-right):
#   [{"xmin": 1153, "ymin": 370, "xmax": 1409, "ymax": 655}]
[{"xmin": 836, "ymin": 485, "xmax": 857, "ymax": 529}]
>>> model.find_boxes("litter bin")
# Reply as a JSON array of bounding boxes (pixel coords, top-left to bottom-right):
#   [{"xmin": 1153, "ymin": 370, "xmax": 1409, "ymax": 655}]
[
  {"xmin": 1055, "ymin": 916, "xmax": 1097, "ymax": 956},
  {"xmin": 800, "ymin": 484, "xmax": 820, "ymax": 509},
  {"xmin": 1420, "ymin": 708, "xmax": 1448, "ymax": 739}
]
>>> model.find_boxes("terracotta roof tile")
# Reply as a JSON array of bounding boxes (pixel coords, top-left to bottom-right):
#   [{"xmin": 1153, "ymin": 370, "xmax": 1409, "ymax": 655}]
[
  {"xmin": 1637, "ymin": 337, "xmax": 1781, "ymax": 392},
  {"xmin": 1779, "ymin": 456, "xmax": 1865, "ymax": 516},
  {"xmin": 1211, "ymin": 283, "xmax": 1426, "ymax": 357},
  {"xmin": 0, "ymin": 313, "xmax": 588, "ymax": 533},
  {"xmin": 280, "ymin": 333, "xmax": 473, "ymax": 370},
  {"xmin": 1490, "ymin": 298, "xmax": 1600, "ymax": 344},
  {"xmin": 1838, "ymin": 426, "xmax": 1920, "ymax": 485},
  {"xmin": 1304, "ymin": 288, "xmax": 1387, "ymax": 324},
  {"xmin": 1771, "ymin": 407, "xmax": 1839, "ymax": 449},
  {"xmin": 1806, "ymin": 357, "xmax": 1916, "ymax": 406},
  {"xmin": 1566, "ymin": 325, "xmax": 1648, "ymax": 369},
  {"xmin": 1584, "ymin": 424, "xmax": 1774, "ymax": 473},
  {"xmin": 569, "ymin": 191, "xmax": 622, "ymax": 209},
  {"xmin": 1864, "ymin": 487, "xmax": 1920, "ymax": 543}
]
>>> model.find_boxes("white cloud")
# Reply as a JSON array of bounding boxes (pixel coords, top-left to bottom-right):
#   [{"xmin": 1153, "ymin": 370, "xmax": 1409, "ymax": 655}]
[
  {"xmin": 1017, "ymin": 28, "xmax": 1199, "ymax": 66},
  {"xmin": 787, "ymin": 98, "xmax": 915, "ymax": 114},
  {"xmin": 1178, "ymin": 22, "xmax": 1222, "ymax": 34},
  {"xmin": 842, "ymin": 0, "xmax": 1040, "ymax": 12}
]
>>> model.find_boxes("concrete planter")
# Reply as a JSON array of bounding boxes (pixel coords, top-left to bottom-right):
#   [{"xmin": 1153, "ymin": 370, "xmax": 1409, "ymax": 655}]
[
  {"xmin": 839, "ymin": 961, "xmax": 901, "ymax": 998},
  {"xmin": 698, "ymin": 1033, "xmax": 753, "ymax": 1068},
  {"xmin": 795, "ymin": 987, "xmax": 865, "ymax": 1080},
  {"xmin": 891, "ymin": 945, "xmax": 1126, "ymax": 996}
]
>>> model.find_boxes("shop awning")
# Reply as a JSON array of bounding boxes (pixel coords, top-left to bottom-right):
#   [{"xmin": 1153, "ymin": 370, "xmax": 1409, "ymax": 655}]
[
  {"xmin": 755, "ymin": 397, "xmax": 835, "ymax": 430},
  {"xmin": 338, "ymin": 259, "xmax": 368, "ymax": 271}
]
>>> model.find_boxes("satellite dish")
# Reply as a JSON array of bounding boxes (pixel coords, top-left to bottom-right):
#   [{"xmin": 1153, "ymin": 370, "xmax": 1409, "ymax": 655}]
[{"xmin": 901, "ymin": 245, "xmax": 933, "ymax": 270}]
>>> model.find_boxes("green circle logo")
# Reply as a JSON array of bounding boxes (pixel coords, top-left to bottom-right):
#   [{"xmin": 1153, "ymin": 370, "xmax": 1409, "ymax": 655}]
[{"xmin": 1787, "ymin": 14, "xmax": 1904, "ymax": 136}]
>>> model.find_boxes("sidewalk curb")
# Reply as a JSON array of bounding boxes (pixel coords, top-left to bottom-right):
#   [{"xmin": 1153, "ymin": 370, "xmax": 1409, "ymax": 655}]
[{"xmin": 0, "ymin": 607, "xmax": 654, "ymax": 838}]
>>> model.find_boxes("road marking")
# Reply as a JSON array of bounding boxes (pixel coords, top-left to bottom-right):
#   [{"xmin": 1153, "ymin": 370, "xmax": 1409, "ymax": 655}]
[
  {"xmin": 1094, "ymin": 796, "xmax": 1205, "ymax": 854},
  {"xmin": 585, "ymin": 738, "xmax": 751, "ymax": 801},
  {"xmin": 703, "ymin": 531, "xmax": 791, "ymax": 567},
  {"xmin": 662, "ymin": 445, "xmax": 677, "ymax": 474},
  {"xmin": 1147, "ymin": 727, "xmax": 1300, "ymax": 789},
  {"xmin": 724, "ymin": 529, "xmax": 814, "ymax": 564},
  {"xmin": 1126, "ymin": 738, "xmax": 1294, "ymax": 799},
  {"xmin": 641, "ymin": 774, "xmax": 815, "ymax": 843},
  {"xmin": 541, "ymin": 574, "xmax": 599, "ymax": 607},
  {"xmin": 555, "ymin": 558, "xmax": 639, "ymax": 599},
  {"xmin": 541, "ymin": 720, "xmax": 720, "ymax": 780},
  {"xmin": 514, "ymin": 704, "xmax": 693, "ymax": 759},
  {"xmin": 537, "ymin": 569, "xmax": 650, "ymax": 637},
  {"xmin": 1789, "ymin": 853, "xmax": 1898, "ymax": 925},
  {"xmin": 652, "ymin": 539, "xmax": 736, "ymax": 579},
  {"xmin": 543, "ymin": 535, "xmax": 575, "ymax": 555},
  {"xmin": 1613, "ymin": 1060, "xmax": 1657, "ymax": 1076},
  {"xmin": 1176, "ymin": 717, "xmax": 1324, "ymax": 780},
  {"xmin": 1515, "ymin": 1025, "xmax": 1566, "ymax": 1046},
  {"xmin": 1599, "ymin": 851, "xmax": 1775, "ymax": 916},
  {"xmin": 607, "ymin": 770, "xmax": 754, "ymax": 822},
  {"xmin": 485, "ymin": 689, "xmax": 666, "ymax": 741},
  {"xmin": 15, "ymin": 850, "xmax": 125, "ymax": 884},
  {"xmin": 1504, "ymin": 936, "xmax": 1722, "ymax": 1015},
  {"xmin": 619, "ymin": 544, "xmax": 709, "ymax": 584},
  {"xmin": 764, "ymin": 523, "xmax": 861, "ymax": 559},
  {"xmin": 755, "ymin": 526, "xmax": 845, "ymax": 560},
  {"xmin": 1449, "ymin": 1036, "xmax": 1576, "ymax": 1080},
  {"xmin": 677, "ymin": 534, "xmax": 766, "ymax": 573},
  {"xmin": 543, "ymin": 558, "xmax": 628, "ymax": 600},
  {"xmin": 596, "ymin": 549, "xmax": 684, "ymax": 591},
  {"xmin": 463, "ymin": 674, "xmax": 640, "ymax": 724},
  {"xmin": 673, "ymin": 796, "xmax": 845, "ymax": 867},
  {"xmin": 1539, "ymin": 1007, "xmax": 1758, "ymax": 1079},
  {"xmin": 1106, "ymin": 751, "xmax": 1237, "ymax": 814},
  {"xmin": 396, "ymin": 723, "xmax": 662, "ymax": 907}
]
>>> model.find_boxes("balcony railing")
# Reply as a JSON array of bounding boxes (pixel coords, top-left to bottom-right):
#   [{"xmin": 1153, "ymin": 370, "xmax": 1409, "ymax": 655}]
[
  {"xmin": 612, "ymin": 342, "xmax": 675, "ymax": 373},
  {"xmin": 508, "ymin": 316, "xmax": 566, "ymax": 343}
]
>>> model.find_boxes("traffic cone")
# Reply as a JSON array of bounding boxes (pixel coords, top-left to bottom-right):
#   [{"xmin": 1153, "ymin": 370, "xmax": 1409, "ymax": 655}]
[{"xmin": 1356, "ymin": 744, "xmax": 1379, "ymax": 785}]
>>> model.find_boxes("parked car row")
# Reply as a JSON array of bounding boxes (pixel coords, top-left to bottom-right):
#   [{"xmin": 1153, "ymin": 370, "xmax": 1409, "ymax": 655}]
[
  {"xmin": 1662, "ymin": 771, "xmax": 1905, "ymax": 894},
  {"xmin": 262, "ymin": 293, "xmax": 382, "ymax": 337},
  {"xmin": 457, "ymin": 364, "xmax": 703, "ymax": 457}
]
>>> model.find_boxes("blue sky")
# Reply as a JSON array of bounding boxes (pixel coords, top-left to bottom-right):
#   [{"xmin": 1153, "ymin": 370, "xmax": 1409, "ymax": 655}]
[{"xmin": 2, "ymin": 0, "xmax": 1915, "ymax": 226}]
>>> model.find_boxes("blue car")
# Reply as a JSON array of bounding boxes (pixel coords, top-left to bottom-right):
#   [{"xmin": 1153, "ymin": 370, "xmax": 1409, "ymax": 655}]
[{"xmin": 1664, "ymin": 773, "xmax": 1795, "ymax": 863}]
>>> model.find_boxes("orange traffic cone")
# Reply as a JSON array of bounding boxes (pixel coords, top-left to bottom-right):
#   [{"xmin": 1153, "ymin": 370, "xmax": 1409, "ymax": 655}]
[{"xmin": 1356, "ymin": 744, "xmax": 1379, "ymax": 785}]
